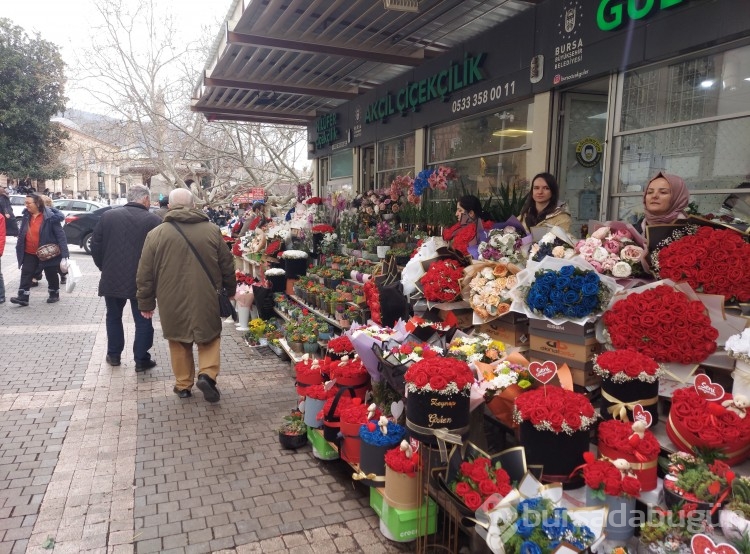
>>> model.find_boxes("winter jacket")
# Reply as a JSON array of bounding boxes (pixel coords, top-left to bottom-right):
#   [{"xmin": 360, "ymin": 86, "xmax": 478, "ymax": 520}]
[
  {"xmin": 16, "ymin": 207, "xmax": 69, "ymax": 268},
  {"xmin": 519, "ymin": 203, "xmax": 572, "ymax": 233},
  {"xmin": 91, "ymin": 203, "xmax": 162, "ymax": 299},
  {"xmin": 137, "ymin": 207, "xmax": 236, "ymax": 344},
  {"xmin": 0, "ymin": 194, "xmax": 16, "ymax": 237},
  {"xmin": 0, "ymin": 212, "xmax": 5, "ymax": 255}
]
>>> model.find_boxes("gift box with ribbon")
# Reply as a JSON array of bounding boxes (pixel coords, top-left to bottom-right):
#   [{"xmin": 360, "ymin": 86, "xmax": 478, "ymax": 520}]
[{"xmin": 355, "ymin": 420, "xmax": 405, "ymax": 488}]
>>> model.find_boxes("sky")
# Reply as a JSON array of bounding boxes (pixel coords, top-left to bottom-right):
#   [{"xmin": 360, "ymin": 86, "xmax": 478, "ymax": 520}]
[{"xmin": 3, "ymin": 0, "xmax": 232, "ymax": 111}]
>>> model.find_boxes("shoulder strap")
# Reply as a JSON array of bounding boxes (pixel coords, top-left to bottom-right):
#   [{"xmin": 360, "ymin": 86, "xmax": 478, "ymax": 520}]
[{"xmin": 169, "ymin": 221, "xmax": 218, "ymax": 290}]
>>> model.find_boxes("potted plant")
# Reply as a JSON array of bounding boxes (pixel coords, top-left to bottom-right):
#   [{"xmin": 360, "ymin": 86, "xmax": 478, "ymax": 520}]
[
  {"xmin": 278, "ymin": 411, "xmax": 308, "ymax": 450},
  {"xmin": 662, "ymin": 451, "xmax": 733, "ymax": 524},
  {"xmin": 389, "ymin": 246, "xmax": 413, "ymax": 266},
  {"xmin": 719, "ymin": 476, "xmax": 750, "ymax": 540},
  {"xmin": 639, "ymin": 503, "xmax": 715, "ymax": 554}
]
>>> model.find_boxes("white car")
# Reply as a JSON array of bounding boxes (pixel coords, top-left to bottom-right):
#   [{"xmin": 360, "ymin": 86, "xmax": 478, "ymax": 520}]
[
  {"xmin": 9, "ymin": 195, "xmax": 27, "ymax": 218},
  {"xmin": 52, "ymin": 199, "xmax": 108, "ymax": 218}
]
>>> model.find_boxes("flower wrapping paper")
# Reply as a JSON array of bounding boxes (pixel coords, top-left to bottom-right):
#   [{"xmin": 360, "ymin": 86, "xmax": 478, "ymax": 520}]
[
  {"xmin": 401, "ymin": 236, "xmax": 448, "ymax": 297},
  {"xmin": 347, "ymin": 321, "xmax": 409, "ymax": 383},
  {"xmin": 509, "ymin": 255, "xmax": 621, "ymax": 326},
  {"xmin": 461, "ymin": 261, "xmax": 523, "ymax": 325}
]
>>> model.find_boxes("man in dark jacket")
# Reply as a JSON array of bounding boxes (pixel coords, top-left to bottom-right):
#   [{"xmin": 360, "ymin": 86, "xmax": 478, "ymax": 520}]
[
  {"xmin": 136, "ymin": 188, "xmax": 236, "ymax": 401},
  {"xmin": 91, "ymin": 185, "xmax": 162, "ymax": 371}
]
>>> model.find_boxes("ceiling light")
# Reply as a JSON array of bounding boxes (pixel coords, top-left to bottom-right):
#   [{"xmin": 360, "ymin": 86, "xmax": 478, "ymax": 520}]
[
  {"xmin": 700, "ymin": 79, "xmax": 715, "ymax": 88},
  {"xmin": 588, "ymin": 112, "xmax": 608, "ymax": 120},
  {"xmin": 493, "ymin": 129, "xmax": 533, "ymax": 138},
  {"xmin": 383, "ymin": 0, "xmax": 419, "ymax": 12}
]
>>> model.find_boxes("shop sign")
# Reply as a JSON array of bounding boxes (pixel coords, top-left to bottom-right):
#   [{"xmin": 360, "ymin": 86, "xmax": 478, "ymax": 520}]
[
  {"xmin": 315, "ymin": 112, "xmax": 340, "ymax": 149},
  {"xmin": 233, "ymin": 187, "xmax": 265, "ymax": 204},
  {"xmin": 364, "ymin": 52, "xmax": 486, "ymax": 124},
  {"xmin": 596, "ymin": 0, "xmax": 687, "ymax": 31},
  {"xmin": 575, "ymin": 137, "xmax": 603, "ymax": 168}
]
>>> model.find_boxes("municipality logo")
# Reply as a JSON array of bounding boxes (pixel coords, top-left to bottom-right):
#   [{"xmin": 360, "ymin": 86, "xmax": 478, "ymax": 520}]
[{"xmin": 557, "ymin": 0, "xmax": 582, "ymax": 40}]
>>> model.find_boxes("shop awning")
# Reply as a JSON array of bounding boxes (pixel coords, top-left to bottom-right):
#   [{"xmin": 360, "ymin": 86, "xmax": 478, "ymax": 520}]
[{"xmin": 192, "ymin": 0, "xmax": 537, "ymax": 126}]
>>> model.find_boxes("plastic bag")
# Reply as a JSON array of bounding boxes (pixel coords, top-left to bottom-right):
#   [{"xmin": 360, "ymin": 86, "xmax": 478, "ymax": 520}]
[
  {"xmin": 65, "ymin": 259, "xmax": 82, "ymax": 293},
  {"xmin": 59, "ymin": 258, "xmax": 70, "ymax": 274}
]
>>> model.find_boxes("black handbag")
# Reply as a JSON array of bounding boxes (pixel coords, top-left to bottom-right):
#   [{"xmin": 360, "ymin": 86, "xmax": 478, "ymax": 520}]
[{"xmin": 170, "ymin": 222, "xmax": 238, "ymax": 322}]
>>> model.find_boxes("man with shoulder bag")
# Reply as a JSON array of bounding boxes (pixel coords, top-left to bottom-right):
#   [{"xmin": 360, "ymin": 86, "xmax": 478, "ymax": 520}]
[{"xmin": 137, "ymin": 189, "xmax": 236, "ymax": 401}]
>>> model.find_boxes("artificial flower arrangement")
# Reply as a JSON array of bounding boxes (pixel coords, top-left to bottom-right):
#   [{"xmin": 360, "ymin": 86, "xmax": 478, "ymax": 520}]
[
  {"xmin": 235, "ymin": 270, "xmax": 255, "ymax": 287},
  {"xmin": 421, "ymin": 258, "xmax": 465, "ymax": 303},
  {"xmin": 603, "ymin": 284, "xmax": 718, "ymax": 364},
  {"xmin": 639, "ymin": 503, "xmax": 715, "ymax": 554},
  {"xmin": 513, "ymin": 386, "xmax": 597, "ymax": 435},
  {"xmin": 575, "ymin": 223, "xmax": 647, "ymax": 279},
  {"xmin": 311, "ymin": 224, "xmax": 335, "ymax": 234},
  {"xmin": 386, "ymin": 342, "xmax": 442, "ymax": 365},
  {"xmin": 356, "ymin": 418, "xmax": 407, "ymax": 487},
  {"xmin": 264, "ymin": 268, "xmax": 286, "ymax": 277},
  {"xmin": 327, "ymin": 356, "xmax": 370, "ymax": 396},
  {"xmin": 529, "ymin": 229, "xmax": 576, "ymax": 262},
  {"xmin": 404, "ymin": 357, "xmax": 474, "ymax": 396},
  {"xmin": 326, "ymin": 336, "xmax": 355, "ymax": 359},
  {"xmin": 404, "ymin": 314, "xmax": 456, "ymax": 340},
  {"xmin": 662, "ymin": 452, "xmax": 734, "ymax": 514},
  {"xmin": 385, "ymin": 440, "xmax": 420, "ymax": 476},
  {"xmin": 449, "ymin": 455, "xmax": 514, "ymax": 511},
  {"xmin": 464, "ymin": 262, "xmax": 520, "ymax": 323},
  {"xmin": 446, "ymin": 333, "xmax": 505, "ymax": 364},
  {"xmin": 666, "ymin": 382, "xmax": 750, "ymax": 465},
  {"xmin": 280, "ymin": 249, "xmax": 309, "ymax": 259},
  {"xmin": 650, "ymin": 224, "xmax": 750, "ymax": 302},
  {"xmin": 727, "ymin": 328, "xmax": 750, "ymax": 365},
  {"xmin": 475, "ymin": 353, "xmax": 534, "ymax": 429},
  {"xmin": 383, "ymin": 440, "xmax": 423, "ymax": 509},
  {"xmin": 478, "ymin": 227, "xmax": 526, "ymax": 264},
  {"xmin": 594, "ymin": 349, "xmax": 663, "ymax": 424},
  {"xmin": 580, "ymin": 451, "xmax": 642, "ymax": 499},
  {"xmin": 388, "ymin": 166, "xmax": 454, "ymax": 205},
  {"xmin": 294, "ymin": 356, "xmax": 325, "ymax": 396},
  {"xmin": 598, "ymin": 419, "xmax": 661, "ymax": 492},
  {"xmin": 593, "ymin": 349, "xmax": 662, "ymax": 384}
]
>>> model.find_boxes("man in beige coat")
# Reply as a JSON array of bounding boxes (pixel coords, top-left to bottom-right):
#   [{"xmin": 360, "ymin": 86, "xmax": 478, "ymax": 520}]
[{"xmin": 136, "ymin": 188, "xmax": 237, "ymax": 401}]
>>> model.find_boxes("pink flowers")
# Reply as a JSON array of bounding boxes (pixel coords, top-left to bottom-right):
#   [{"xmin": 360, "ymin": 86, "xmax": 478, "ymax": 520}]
[{"xmin": 575, "ymin": 224, "xmax": 645, "ymax": 279}]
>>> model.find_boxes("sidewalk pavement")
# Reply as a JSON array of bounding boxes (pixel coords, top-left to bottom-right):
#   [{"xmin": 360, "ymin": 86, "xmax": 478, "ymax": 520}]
[{"xmin": 0, "ymin": 242, "xmax": 412, "ymax": 554}]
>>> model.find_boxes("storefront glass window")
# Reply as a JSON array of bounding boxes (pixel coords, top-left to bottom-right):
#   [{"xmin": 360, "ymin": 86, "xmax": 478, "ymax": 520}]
[
  {"xmin": 376, "ymin": 134, "xmax": 415, "ymax": 189},
  {"xmin": 428, "ymin": 99, "xmax": 534, "ymax": 202},
  {"xmin": 613, "ymin": 45, "xmax": 750, "ymax": 225},
  {"xmin": 330, "ymin": 150, "xmax": 353, "ymax": 179}
]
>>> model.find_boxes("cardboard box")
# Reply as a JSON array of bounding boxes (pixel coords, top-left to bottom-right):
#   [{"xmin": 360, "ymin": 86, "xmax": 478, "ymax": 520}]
[
  {"xmin": 439, "ymin": 308, "xmax": 474, "ymax": 329},
  {"xmin": 529, "ymin": 351, "xmax": 600, "ymax": 388},
  {"xmin": 496, "ymin": 311, "xmax": 529, "ymax": 324},
  {"xmin": 307, "ymin": 427, "xmax": 339, "ymax": 461},
  {"xmin": 370, "ymin": 488, "xmax": 437, "ymax": 541},
  {"xmin": 529, "ymin": 332, "xmax": 600, "ymax": 363},
  {"xmin": 529, "ymin": 318, "xmax": 596, "ymax": 338},
  {"xmin": 479, "ymin": 321, "xmax": 529, "ymax": 348}
]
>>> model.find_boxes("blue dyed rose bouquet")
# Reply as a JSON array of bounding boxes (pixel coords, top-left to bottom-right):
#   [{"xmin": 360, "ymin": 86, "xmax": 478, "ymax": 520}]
[{"xmin": 510, "ymin": 256, "xmax": 620, "ymax": 325}]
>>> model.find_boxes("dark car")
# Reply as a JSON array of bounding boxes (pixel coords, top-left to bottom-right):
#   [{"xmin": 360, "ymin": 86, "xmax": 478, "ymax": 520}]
[{"xmin": 64, "ymin": 206, "xmax": 112, "ymax": 254}]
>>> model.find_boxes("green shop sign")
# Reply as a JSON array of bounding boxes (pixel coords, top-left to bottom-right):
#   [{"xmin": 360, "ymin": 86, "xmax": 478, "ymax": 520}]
[
  {"xmin": 365, "ymin": 52, "xmax": 486, "ymax": 124},
  {"xmin": 596, "ymin": 0, "xmax": 686, "ymax": 31},
  {"xmin": 315, "ymin": 112, "xmax": 340, "ymax": 149}
]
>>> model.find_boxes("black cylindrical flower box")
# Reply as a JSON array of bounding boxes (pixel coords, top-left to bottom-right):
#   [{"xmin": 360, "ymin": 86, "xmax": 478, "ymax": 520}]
[
  {"xmin": 405, "ymin": 390, "xmax": 470, "ymax": 447},
  {"xmin": 519, "ymin": 421, "xmax": 589, "ymax": 489},
  {"xmin": 359, "ymin": 441, "xmax": 391, "ymax": 488},
  {"xmin": 267, "ymin": 273, "xmax": 287, "ymax": 293},
  {"xmin": 283, "ymin": 257, "xmax": 308, "ymax": 279},
  {"xmin": 600, "ymin": 378, "xmax": 660, "ymax": 424}
]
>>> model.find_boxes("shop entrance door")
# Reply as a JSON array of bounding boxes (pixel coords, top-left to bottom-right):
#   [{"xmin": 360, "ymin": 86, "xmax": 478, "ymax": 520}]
[
  {"xmin": 361, "ymin": 145, "xmax": 375, "ymax": 193},
  {"xmin": 554, "ymin": 78, "xmax": 610, "ymax": 237}
]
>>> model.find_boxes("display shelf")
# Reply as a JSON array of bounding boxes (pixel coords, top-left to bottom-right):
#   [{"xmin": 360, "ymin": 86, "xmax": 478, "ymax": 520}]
[
  {"xmin": 274, "ymin": 307, "xmax": 291, "ymax": 323},
  {"xmin": 277, "ymin": 338, "xmax": 305, "ymax": 364},
  {"xmin": 289, "ymin": 294, "xmax": 344, "ymax": 330}
]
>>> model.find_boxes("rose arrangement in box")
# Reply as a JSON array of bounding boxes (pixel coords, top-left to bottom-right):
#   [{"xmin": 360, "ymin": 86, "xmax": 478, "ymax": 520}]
[
  {"xmin": 322, "ymin": 392, "xmax": 354, "ymax": 421},
  {"xmin": 593, "ymin": 349, "xmax": 662, "ymax": 383},
  {"xmin": 312, "ymin": 224, "xmax": 334, "ymax": 234},
  {"xmin": 280, "ymin": 249, "xmax": 309, "ymax": 259},
  {"xmin": 359, "ymin": 420, "xmax": 406, "ymax": 446},
  {"xmin": 328, "ymin": 357, "xmax": 368, "ymax": 381},
  {"xmin": 264, "ymin": 268, "xmax": 286, "ymax": 277},
  {"xmin": 449, "ymin": 456, "xmax": 513, "ymax": 511},
  {"xmin": 580, "ymin": 452, "xmax": 642, "ymax": 499},
  {"xmin": 529, "ymin": 230, "xmax": 576, "ymax": 262},
  {"xmin": 340, "ymin": 401, "xmax": 380, "ymax": 425},
  {"xmin": 513, "ymin": 386, "xmax": 597, "ymax": 435},
  {"xmin": 421, "ymin": 259, "xmax": 465, "ymax": 303},
  {"xmin": 446, "ymin": 333, "xmax": 505, "ymax": 364},
  {"xmin": 304, "ymin": 382, "xmax": 337, "ymax": 401},
  {"xmin": 652, "ymin": 225, "xmax": 750, "ymax": 302},
  {"xmin": 385, "ymin": 441, "xmax": 421, "ymax": 476},
  {"xmin": 478, "ymin": 228, "xmax": 525, "ymax": 264},
  {"xmin": 386, "ymin": 342, "xmax": 442, "ymax": 365},
  {"xmin": 523, "ymin": 265, "xmax": 612, "ymax": 320},
  {"xmin": 465, "ymin": 263, "xmax": 519, "ymax": 322},
  {"xmin": 575, "ymin": 224, "xmax": 647, "ymax": 279},
  {"xmin": 598, "ymin": 419, "xmax": 661, "ymax": 462},
  {"xmin": 327, "ymin": 336, "xmax": 355, "ymax": 357},
  {"xmin": 603, "ymin": 284, "xmax": 718, "ymax": 363},
  {"xmin": 404, "ymin": 357, "xmax": 474, "ymax": 395},
  {"xmin": 663, "ymin": 452, "xmax": 733, "ymax": 508}
]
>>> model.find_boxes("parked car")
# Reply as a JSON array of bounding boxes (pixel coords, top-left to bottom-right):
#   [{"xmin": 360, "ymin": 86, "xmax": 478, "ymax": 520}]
[
  {"xmin": 53, "ymin": 198, "xmax": 107, "ymax": 219},
  {"xmin": 64, "ymin": 206, "xmax": 112, "ymax": 254},
  {"xmin": 9, "ymin": 194, "xmax": 27, "ymax": 219}
]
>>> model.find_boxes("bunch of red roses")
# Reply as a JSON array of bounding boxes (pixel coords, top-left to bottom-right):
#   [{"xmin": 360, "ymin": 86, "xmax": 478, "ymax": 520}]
[
  {"xmin": 305, "ymin": 197, "xmax": 323, "ymax": 205},
  {"xmin": 312, "ymin": 224, "xmax": 335, "ymax": 234},
  {"xmin": 441, "ymin": 223, "xmax": 478, "ymax": 256},
  {"xmin": 265, "ymin": 239, "xmax": 283, "ymax": 257},
  {"xmin": 322, "ymin": 393, "xmax": 354, "ymax": 420},
  {"xmin": 593, "ymin": 350, "xmax": 662, "ymax": 383},
  {"xmin": 669, "ymin": 387, "xmax": 750, "ymax": 448},
  {"xmin": 363, "ymin": 280, "xmax": 382, "ymax": 324},
  {"xmin": 603, "ymin": 285, "xmax": 718, "ymax": 363},
  {"xmin": 654, "ymin": 226, "xmax": 750, "ymax": 302},
  {"xmin": 421, "ymin": 259, "xmax": 465, "ymax": 303},
  {"xmin": 304, "ymin": 383, "xmax": 337, "ymax": 401},
  {"xmin": 329, "ymin": 357, "xmax": 368, "ymax": 380},
  {"xmin": 581, "ymin": 452, "xmax": 641, "ymax": 499},
  {"xmin": 295, "ymin": 358, "xmax": 324, "ymax": 382},
  {"xmin": 232, "ymin": 241, "xmax": 243, "ymax": 257},
  {"xmin": 340, "ymin": 401, "xmax": 380, "ymax": 425},
  {"xmin": 236, "ymin": 270, "xmax": 255, "ymax": 286},
  {"xmin": 513, "ymin": 386, "xmax": 597, "ymax": 434},
  {"xmin": 597, "ymin": 420, "xmax": 661, "ymax": 460},
  {"xmin": 404, "ymin": 357, "xmax": 474, "ymax": 394},
  {"xmin": 327, "ymin": 336, "xmax": 355, "ymax": 355},
  {"xmin": 384, "ymin": 446, "xmax": 421, "ymax": 476},
  {"xmin": 450, "ymin": 457, "xmax": 513, "ymax": 511}
]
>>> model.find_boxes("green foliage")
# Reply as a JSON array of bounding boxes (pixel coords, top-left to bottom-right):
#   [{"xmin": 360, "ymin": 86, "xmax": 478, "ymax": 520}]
[
  {"xmin": 728, "ymin": 477, "xmax": 750, "ymax": 519},
  {"xmin": 0, "ymin": 19, "xmax": 68, "ymax": 178},
  {"xmin": 730, "ymin": 530, "xmax": 750, "ymax": 554},
  {"xmin": 483, "ymin": 183, "xmax": 527, "ymax": 222},
  {"xmin": 279, "ymin": 412, "xmax": 306, "ymax": 435}
]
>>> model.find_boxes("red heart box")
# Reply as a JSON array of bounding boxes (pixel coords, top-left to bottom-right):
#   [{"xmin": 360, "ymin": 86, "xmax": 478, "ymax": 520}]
[
  {"xmin": 694, "ymin": 374, "xmax": 725, "ymax": 401},
  {"xmin": 691, "ymin": 533, "xmax": 739, "ymax": 554},
  {"xmin": 529, "ymin": 361, "xmax": 557, "ymax": 385},
  {"xmin": 632, "ymin": 404, "xmax": 653, "ymax": 428}
]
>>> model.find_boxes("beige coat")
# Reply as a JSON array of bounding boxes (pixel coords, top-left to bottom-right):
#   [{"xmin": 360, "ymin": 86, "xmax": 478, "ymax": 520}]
[
  {"xmin": 137, "ymin": 207, "xmax": 237, "ymax": 344},
  {"xmin": 519, "ymin": 203, "xmax": 572, "ymax": 233}
]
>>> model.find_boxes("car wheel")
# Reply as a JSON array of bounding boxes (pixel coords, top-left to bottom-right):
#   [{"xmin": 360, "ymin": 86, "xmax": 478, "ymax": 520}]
[{"xmin": 83, "ymin": 233, "xmax": 93, "ymax": 254}]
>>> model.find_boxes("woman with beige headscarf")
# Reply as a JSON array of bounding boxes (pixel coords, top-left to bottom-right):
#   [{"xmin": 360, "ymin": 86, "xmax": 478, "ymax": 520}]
[{"xmin": 639, "ymin": 171, "xmax": 691, "ymax": 232}]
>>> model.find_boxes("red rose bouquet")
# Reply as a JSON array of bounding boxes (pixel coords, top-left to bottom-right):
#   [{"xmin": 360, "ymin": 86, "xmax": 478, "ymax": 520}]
[
  {"xmin": 593, "ymin": 350, "xmax": 662, "ymax": 384},
  {"xmin": 329, "ymin": 357, "xmax": 368, "ymax": 381},
  {"xmin": 312, "ymin": 224, "xmax": 335, "ymax": 234},
  {"xmin": 598, "ymin": 419, "xmax": 661, "ymax": 491},
  {"xmin": 265, "ymin": 239, "xmax": 283, "ymax": 257},
  {"xmin": 421, "ymin": 259, "xmax": 465, "ymax": 303},
  {"xmin": 603, "ymin": 284, "xmax": 718, "ymax": 363},
  {"xmin": 322, "ymin": 393, "xmax": 354, "ymax": 420},
  {"xmin": 580, "ymin": 452, "xmax": 642, "ymax": 500},
  {"xmin": 449, "ymin": 456, "xmax": 513, "ymax": 511},
  {"xmin": 384, "ymin": 441, "xmax": 421, "ymax": 476},
  {"xmin": 363, "ymin": 280, "xmax": 382, "ymax": 324},
  {"xmin": 404, "ymin": 357, "xmax": 474, "ymax": 395},
  {"xmin": 305, "ymin": 197, "xmax": 323, "ymax": 205},
  {"xmin": 304, "ymin": 383, "xmax": 337, "ymax": 401},
  {"xmin": 340, "ymin": 401, "xmax": 380, "ymax": 425},
  {"xmin": 442, "ymin": 222, "xmax": 478, "ymax": 256},
  {"xmin": 513, "ymin": 386, "xmax": 597, "ymax": 434},
  {"xmin": 652, "ymin": 225, "xmax": 750, "ymax": 302},
  {"xmin": 327, "ymin": 336, "xmax": 355, "ymax": 356}
]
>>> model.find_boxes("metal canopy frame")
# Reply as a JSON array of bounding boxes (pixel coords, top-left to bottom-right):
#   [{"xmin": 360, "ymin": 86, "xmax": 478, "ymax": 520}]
[{"xmin": 192, "ymin": 0, "xmax": 537, "ymax": 126}]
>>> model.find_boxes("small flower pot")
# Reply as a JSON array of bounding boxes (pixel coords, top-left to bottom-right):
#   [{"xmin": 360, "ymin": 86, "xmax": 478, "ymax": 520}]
[
  {"xmin": 303, "ymin": 341, "xmax": 319, "ymax": 355},
  {"xmin": 384, "ymin": 467, "xmax": 420, "ymax": 510},
  {"xmin": 279, "ymin": 431, "xmax": 308, "ymax": 450},
  {"xmin": 585, "ymin": 487, "xmax": 636, "ymax": 542},
  {"xmin": 288, "ymin": 340, "xmax": 304, "ymax": 354}
]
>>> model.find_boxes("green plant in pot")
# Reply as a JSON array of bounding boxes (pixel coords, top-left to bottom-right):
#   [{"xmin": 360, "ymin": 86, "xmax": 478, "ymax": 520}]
[
  {"xmin": 721, "ymin": 476, "xmax": 750, "ymax": 541},
  {"xmin": 279, "ymin": 411, "xmax": 308, "ymax": 450},
  {"xmin": 389, "ymin": 246, "xmax": 413, "ymax": 266}
]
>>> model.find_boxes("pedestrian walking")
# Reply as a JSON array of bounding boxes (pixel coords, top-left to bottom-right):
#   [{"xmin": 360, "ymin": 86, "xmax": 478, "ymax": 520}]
[
  {"xmin": 31, "ymin": 196, "xmax": 67, "ymax": 287},
  {"xmin": 0, "ymin": 210, "xmax": 6, "ymax": 303},
  {"xmin": 91, "ymin": 185, "xmax": 162, "ymax": 371},
  {"xmin": 154, "ymin": 197, "xmax": 169, "ymax": 220},
  {"xmin": 136, "ymin": 188, "xmax": 236, "ymax": 401},
  {"xmin": 0, "ymin": 186, "xmax": 18, "ymax": 237},
  {"xmin": 11, "ymin": 194, "xmax": 69, "ymax": 306}
]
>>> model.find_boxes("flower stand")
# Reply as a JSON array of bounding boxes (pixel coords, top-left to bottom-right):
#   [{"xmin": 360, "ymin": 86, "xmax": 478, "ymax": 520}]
[
  {"xmin": 284, "ymin": 257, "xmax": 308, "ymax": 279},
  {"xmin": 267, "ymin": 273, "xmax": 287, "ymax": 293},
  {"xmin": 585, "ymin": 488, "xmax": 636, "ymax": 542},
  {"xmin": 519, "ymin": 421, "xmax": 589, "ymax": 488},
  {"xmin": 600, "ymin": 377, "xmax": 659, "ymax": 424},
  {"xmin": 303, "ymin": 397, "xmax": 326, "ymax": 428},
  {"xmin": 384, "ymin": 468, "xmax": 420, "ymax": 510},
  {"xmin": 236, "ymin": 306, "xmax": 251, "ymax": 331},
  {"xmin": 405, "ymin": 390, "xmax": 470, "ymax": 447},
  {"xmin": 340, "ymin": 421, "xmax": 362, "ymax": 464}
]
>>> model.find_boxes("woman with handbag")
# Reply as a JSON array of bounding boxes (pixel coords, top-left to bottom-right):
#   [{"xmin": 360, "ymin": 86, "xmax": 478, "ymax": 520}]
[{"xmin": 11, "ymin": 193, "xmax": 69, "ymax": 306}]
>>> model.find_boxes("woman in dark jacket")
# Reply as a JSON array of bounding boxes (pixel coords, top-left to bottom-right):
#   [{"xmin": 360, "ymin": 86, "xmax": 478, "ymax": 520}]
[{"xmin": 11, "ymin": 194, "xmax": 69, "ymax": 306}]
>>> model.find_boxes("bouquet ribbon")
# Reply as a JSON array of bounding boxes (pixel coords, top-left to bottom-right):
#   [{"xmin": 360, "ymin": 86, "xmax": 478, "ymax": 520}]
[
  {"xmin": 405, "ymin": 421, "xmax": 468, "ymax": 462},
  {"xmin": 601, "ymin": 390, "xmax": 658, "ymax": 421},
  {"xmin": 667, "ymin": 413, "xmax": 750, "ymax": 461},
  {"xmin": 352, "ymin": 470, "xmax": 385, "ymax": 482}
]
